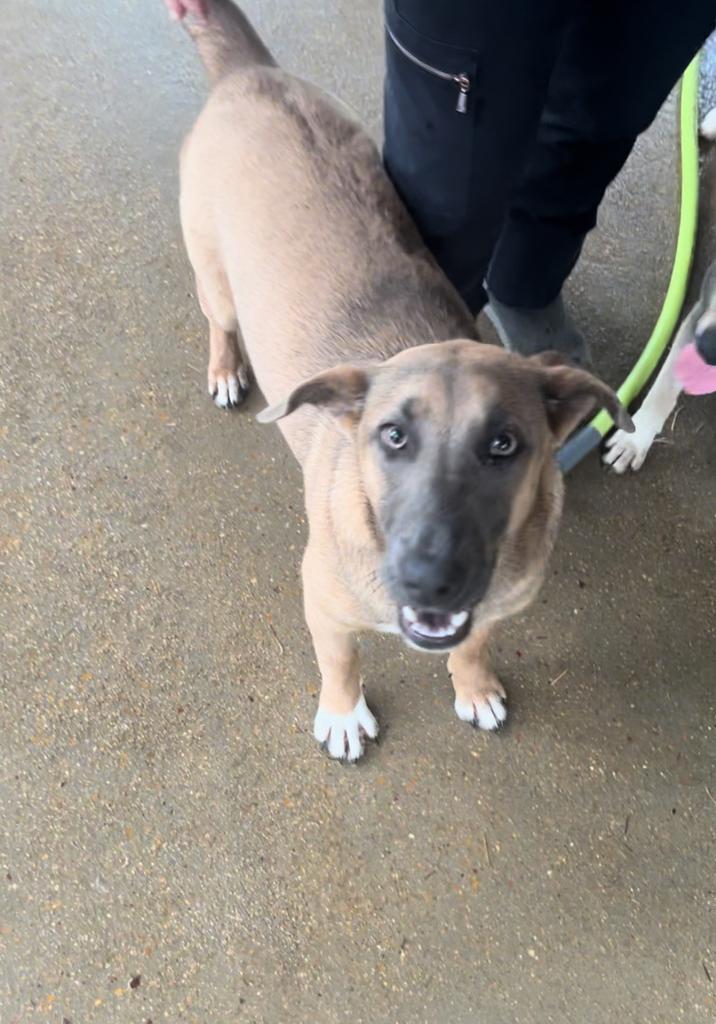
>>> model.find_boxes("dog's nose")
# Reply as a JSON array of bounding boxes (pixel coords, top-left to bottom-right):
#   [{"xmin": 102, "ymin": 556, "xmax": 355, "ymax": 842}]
[
  {"xmin": 400, "ymin": 554, "xmax": 464, "ymax": 607},
  {"xmin": 696, "ymin": 324, "xmax": 716, "ymax": 365},
  {"xmin": 398, "ymin": 524, "xmax": 467, "ymax": 608}
]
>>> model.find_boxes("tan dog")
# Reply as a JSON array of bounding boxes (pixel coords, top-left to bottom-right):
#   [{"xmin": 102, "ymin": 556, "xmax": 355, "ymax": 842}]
[{"xmin": 177, "ymin": 0, "xmax": 632, "ymax": 760}]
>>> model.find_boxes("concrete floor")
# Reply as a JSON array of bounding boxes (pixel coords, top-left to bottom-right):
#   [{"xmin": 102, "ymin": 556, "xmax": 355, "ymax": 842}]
[{"xmin": 2, "ymin": 3, "xmax": 716, "ymax": 1022}]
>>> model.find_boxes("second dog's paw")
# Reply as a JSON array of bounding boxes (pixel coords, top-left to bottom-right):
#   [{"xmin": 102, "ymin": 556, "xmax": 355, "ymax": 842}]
[
  {"xmin": 454, "ymin": 685, "xmax": 507, "ymax": 731},
  {"xmin": 313, "ymin": 693, "xmax": 379, "ymax": 761},
  {"xmin": 208, "ymin": 365, "xmax": 250, "ymax": 409},
  {"xmin": 603, "ymin": 425, "xmax": 657, "ymax": 473},
  {"xmin": 700, "ymin": 107, "xmax": 716, "ymax": 140}
]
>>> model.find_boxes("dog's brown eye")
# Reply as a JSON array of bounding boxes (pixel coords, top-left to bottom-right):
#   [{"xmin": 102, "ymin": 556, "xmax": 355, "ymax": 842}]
[
  {"xmin": 488, "ymin": 432, "xmax": 518, "ymax": 457},
  {"xmin": 380, "ymin": 424, "xmax": 407, "ymax": 450}
]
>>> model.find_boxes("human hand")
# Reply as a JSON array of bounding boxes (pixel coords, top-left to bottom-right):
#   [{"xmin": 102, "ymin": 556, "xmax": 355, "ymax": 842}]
[{"xmin": 164, "ymin": 0, "xmax": 209, "ymax": 21}]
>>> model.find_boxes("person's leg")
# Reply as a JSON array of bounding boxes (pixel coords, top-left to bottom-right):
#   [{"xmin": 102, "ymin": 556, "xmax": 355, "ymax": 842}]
[
  {"xmin": 383, "ymin": 0, "xmax": 571, "ymax": 313},
  {"xmin": 486, "ymin": 0, "xmax": 716, "ymax": 338}
]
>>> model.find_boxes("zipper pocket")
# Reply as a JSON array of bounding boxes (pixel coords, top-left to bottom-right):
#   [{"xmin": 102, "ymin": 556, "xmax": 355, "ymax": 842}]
[{"xmin": 386, "ymin": 23, "xmax": 471, "ymax": 114}]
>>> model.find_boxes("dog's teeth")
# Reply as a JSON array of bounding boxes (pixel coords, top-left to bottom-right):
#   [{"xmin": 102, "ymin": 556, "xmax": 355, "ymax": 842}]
[
  {"xmin": 401, "ymin": 606, "xmax": 469, "ymax": 641},
  {"xmin": 450, "ymin": 611, "xmax": 469, "ymax": 628},
  {"xmin": 413, "ymin": 623, "xmax": 451, "ymax": 638}
]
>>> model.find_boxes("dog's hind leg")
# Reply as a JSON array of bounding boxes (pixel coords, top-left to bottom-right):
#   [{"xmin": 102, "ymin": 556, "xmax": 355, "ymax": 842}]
[
  {"xmin": 195, "ymin": 271, "xmax": 251, "ymax": 409},
  {"xmin": 181, "ymin": 162, "xmax": 251, "ymax": 409}
]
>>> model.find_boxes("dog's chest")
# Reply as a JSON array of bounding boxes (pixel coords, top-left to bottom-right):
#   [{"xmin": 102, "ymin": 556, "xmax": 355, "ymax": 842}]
[{"xmin": 353, "ymin": 576, "xmax": 399, "ymax": 636}]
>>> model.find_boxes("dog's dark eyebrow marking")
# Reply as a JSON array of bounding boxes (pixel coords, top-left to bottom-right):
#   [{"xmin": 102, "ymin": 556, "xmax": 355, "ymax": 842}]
[
  {"xmin": 479, "ymin": 404, "xmax": 515, "ymax": 430},
  {"xmin": 400, "ymin": 398, "xmax": 418, "ymax": 421},
  {"xmin": 475, "ymin": 406, "xmax": 530, "ymax": 452}
]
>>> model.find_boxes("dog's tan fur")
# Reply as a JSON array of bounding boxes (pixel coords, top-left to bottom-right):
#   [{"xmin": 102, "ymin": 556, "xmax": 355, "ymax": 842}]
[{"xmin": 177, "ymin": 1, "xmax": 630, "ymax": 758}]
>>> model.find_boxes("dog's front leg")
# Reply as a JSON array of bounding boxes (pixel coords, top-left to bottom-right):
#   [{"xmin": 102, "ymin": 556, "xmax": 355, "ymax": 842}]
[
  {"xmin": 303, "ymin": 580, "xmax": 378, "ymax": 762},
  {"xmin": 448, "ymin": 626, "xmax": 507, "ymax": 732}
]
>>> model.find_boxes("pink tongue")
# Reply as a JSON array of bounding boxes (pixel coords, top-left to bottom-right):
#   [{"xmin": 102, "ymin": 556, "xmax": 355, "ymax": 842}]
[{"xmin": 675, "ymin": 342, "xmax": 716, "ymax": 395}]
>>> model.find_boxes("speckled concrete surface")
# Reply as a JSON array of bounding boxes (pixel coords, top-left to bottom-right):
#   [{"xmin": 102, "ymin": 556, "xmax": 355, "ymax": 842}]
[
  {"xmin": 1, "ymin": 4, "xmax": 715, "ymax": 1023},
  {"xmin": 700, "ymin": 32, "xmax": 716, "ymax": 117}
]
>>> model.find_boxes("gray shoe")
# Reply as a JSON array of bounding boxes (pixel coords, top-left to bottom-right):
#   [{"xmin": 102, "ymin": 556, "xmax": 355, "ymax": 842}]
[{"xmin": 484, "ymin": 292, "xmax": 591, "ymax": 368}]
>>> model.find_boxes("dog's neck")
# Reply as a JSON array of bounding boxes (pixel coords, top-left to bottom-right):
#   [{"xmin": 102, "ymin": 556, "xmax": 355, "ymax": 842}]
[{"xmin": 301, "ymin": 422, "xmax": 393, "ymax": 626}]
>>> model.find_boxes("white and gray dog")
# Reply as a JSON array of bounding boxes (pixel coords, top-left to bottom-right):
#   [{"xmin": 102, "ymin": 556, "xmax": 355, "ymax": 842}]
[{"xmin": 604, "ymin": 108, "xmax": 716, "ymax": 472}]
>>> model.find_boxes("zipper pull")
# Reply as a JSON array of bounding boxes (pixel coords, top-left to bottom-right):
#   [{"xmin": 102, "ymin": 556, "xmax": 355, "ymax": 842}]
[{"xmin": 455, "ymin": 74, "xmax": 470, "ymax": 114}]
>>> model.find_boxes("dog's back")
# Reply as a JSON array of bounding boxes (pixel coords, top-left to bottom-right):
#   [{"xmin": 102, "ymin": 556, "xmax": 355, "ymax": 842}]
[{"xmin": 179, "ymin": 2, "xmax": 475, "ymax": 453}]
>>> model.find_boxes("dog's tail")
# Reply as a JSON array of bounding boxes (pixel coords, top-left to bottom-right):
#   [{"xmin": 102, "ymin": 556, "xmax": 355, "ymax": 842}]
[{"xmin": 185, "ymin": 0, "xmax": 276, "ymax": 85}]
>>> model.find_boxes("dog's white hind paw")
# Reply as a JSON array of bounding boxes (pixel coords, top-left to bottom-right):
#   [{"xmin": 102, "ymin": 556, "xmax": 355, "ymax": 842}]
[
  {"xmin": 454, "ymin": 689, "xmax": 507, "ymax": 731},
  {"xmin": 208, "ymin": 366, "xmax": 250, "ymax": 409},
  {"xmin": 700, "ymin": 107, "xmax": 716, "ymax": 140},
  {"xmin": 603, "ymin": 424, "xmax": 657, "ymax": 473},
  {"xmin": 313, "ymin": 693, "xmax": 379, "ymax": 761}
]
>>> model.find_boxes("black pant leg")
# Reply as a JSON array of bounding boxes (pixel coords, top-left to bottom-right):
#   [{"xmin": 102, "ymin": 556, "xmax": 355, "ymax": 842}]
[
  {"xmin": 382, "ymin": 0, "xmax": 571, "ymax": 313},
  {"xmin": 487, "ymin": 0, "xmax": 716, "ymax": 308}
]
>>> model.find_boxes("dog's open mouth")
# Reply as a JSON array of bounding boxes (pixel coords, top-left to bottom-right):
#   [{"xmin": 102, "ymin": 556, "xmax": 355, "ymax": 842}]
[{"xmin": 398, "ymin": 606, "xmax": 473, "ymax": 650}]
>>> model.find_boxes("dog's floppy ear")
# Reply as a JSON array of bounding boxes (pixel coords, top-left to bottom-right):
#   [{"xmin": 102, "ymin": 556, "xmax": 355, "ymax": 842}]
[
  {"xmin": 537, "ymin": 362, "xmax": 634, "ymax": 444},
  {"xmin": 256, "ymin": 364, "xmax": 374, "ymax": 425}
]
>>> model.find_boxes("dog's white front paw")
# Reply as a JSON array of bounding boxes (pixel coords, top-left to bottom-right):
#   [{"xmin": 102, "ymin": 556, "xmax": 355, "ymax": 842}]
[
  {"xmin": 313, "ymin": 693, "xmax": 379, "ymax": 761},
  {"xmin": 454, "ymin": 688, "xmax": 507, "ymax": 731},
  {"xmin": 208, "ymin": 365, "xmax": 250, "ymax": 409},
  {"xmin": 603, "ymin": 422, "xmax": 657, "ymax": 473}
]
